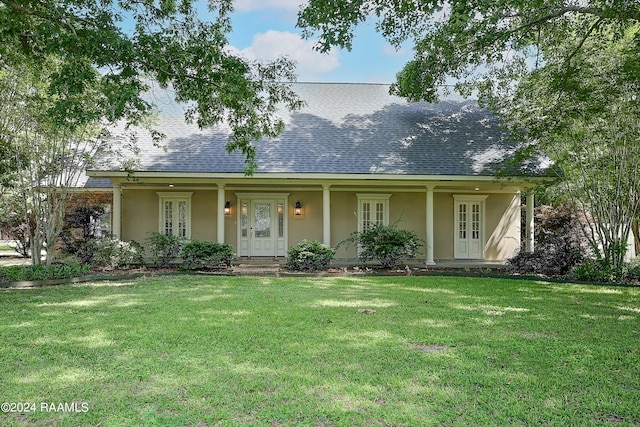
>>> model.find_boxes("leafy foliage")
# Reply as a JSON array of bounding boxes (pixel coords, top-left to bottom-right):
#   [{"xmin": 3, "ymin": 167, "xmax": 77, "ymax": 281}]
[
  {"xmin": 493, "ymin": 29, "xmax": 640, "ymax": 271},
  {"xmin": 571, "ymin": 259, "xmax": 628, "ymax": 283},
  {"xmin": 285, "ymin": 239, "xmax": 336, "ymax": 272},
  {"xmin": 0, "ymin": 60, "xmax": 117, "ymax": 266},
  {"xmin": 299, "ymin": 1, "xmax": 640, "ymax": 271},
  {"xmin": 0, "ymin": 262, "xmax": 89, "ymax": 282},
  {"xmin": 181, "ymin": 240, "xmax": 234, "ymax": 270},
  {"xmin": 298, "ymin": 1, "xmax": 639, "ymax": 103},
  {"xmin": 145, "ymin": 232, "xmax": 184, "ymax": 268},
  {"xmin": 341, "ymin": 223, "xmax": 423, "ymax": 268},
  {"xmin": 0, "ymin": 193, "xmax": 31, "ymax": 258},
  {"xmin": 1, "ymin": 0, "xmax": 303, "ymax": 173},
  {"xmin": 509, "ymin": 204, "xmax": 587, "ymax": 276}
]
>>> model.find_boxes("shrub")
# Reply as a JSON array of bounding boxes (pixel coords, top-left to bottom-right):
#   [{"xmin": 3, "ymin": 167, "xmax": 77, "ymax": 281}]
[
  {"xmin": 181, "ymin": 241, "xmax": 234, "ymax": 270},
  {"xmin": 0, "ymin": 262, "xmax": 89, "ymax": 282},
  {"xmin": 572, "ymin": 259, "xmax": 629, "ymax": 283},
  {"xmin": 146, "ymin": 232, "xmax": 184, "ymax": 268},
  {"xmin": 340, "ymin": 223, "xmax": 424, "ymax": 268},
  {"xmin": 83, "ymin": 237, "xmax": 144, "ymax": 270},
  {"xmin": 509, "ymin": 203, "xmax": 587, "ymax": 276},
  {"xmin": 286, "ymin": 239, "xmax": 336, "ymax": 271}
]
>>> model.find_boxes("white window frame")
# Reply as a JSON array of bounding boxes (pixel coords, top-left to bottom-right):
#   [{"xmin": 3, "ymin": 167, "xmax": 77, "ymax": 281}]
[
  {"xmin": 157, "ymin": 192, "xmax": 193, "ymax": 239},
  {"xmin": 356, "ymin": 193, "xmax": 391, "ymax": 232}
]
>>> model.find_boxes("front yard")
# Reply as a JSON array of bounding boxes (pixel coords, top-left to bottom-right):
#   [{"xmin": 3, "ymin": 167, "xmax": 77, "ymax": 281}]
[{"xmin": 0, "ymin": 275, "xmax": 639, "ymax": 426}]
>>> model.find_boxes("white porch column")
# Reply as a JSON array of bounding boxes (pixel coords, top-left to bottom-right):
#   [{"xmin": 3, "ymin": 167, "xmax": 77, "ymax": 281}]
[
  {"xmin": 526, "ymin": 192, "xmax": 535, "ymax": 253},
  {"xmin": 425, "ymin": 185, "xmax": 435, "ymax": 265},
  {"xmin": 217, "ymin": 184, "xmax": 225, "ymax": 244},
  {"xmin": 322, "ymin": 184, "xmax": 331, "ymax": 246},
  {"xmin": 112, "ymin": 183, "xmax": 121, "ymax": 239}
]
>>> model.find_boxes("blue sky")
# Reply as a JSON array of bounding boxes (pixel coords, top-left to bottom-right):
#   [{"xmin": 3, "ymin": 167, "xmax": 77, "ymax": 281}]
[{"xmin": 225, "ymin": 0, "xmax": 413, "ymax": 83}]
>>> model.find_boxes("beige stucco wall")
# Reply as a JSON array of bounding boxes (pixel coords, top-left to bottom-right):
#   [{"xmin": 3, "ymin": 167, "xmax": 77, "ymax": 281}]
[
  {"xmin": 119, "ymin": 186, "xmax": 521, "ymax": 262},
  {"xmin": 121, "ymin": 189, "xmax": 156, "ymax": 244},
  {"xmin": 288, "ymin": 191, "xmax": 323, "ymax": 246},
  {"xmin": 484, "ymin": 192, "xmax": 521, "ymax": 261}
]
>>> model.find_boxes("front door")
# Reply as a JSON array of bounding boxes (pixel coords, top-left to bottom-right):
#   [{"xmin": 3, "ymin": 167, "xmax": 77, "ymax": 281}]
[
  {"xmin": 251, "ymin": 200, "xmax": 274, "ymax": 256},
  {"xmin": 236, "ymin": 193, "xmax": 289, "ymax": 257},
  {"xmin": 454, "ymin": 196, "xmax": 487, "ymax": 259}
]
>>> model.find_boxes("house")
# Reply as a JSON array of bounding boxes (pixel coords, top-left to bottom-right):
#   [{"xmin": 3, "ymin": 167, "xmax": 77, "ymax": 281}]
[{"xmin": 82, "ymin": 83, "xmax": 548, "ymax": 265}]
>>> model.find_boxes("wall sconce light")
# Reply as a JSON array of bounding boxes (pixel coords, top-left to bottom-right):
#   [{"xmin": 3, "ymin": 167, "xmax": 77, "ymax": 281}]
[
  {"xmin": 294, "ymin": 200, "xmax": 302, "ymax": 216},
  {"xmin": 224, "ymin": 200, "xmax": 231, "ymax": 216}
]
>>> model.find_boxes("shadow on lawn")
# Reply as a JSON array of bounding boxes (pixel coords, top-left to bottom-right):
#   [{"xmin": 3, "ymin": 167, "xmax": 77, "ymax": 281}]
[{"xmin": 1, "ymin": 276, "xmax": 639, "ymax": 426}]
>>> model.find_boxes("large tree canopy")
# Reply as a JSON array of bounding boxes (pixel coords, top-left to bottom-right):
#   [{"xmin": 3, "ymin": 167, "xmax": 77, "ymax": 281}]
[
  {"xmin": 1, "ymin": 0, "xmax": 303, "ymax": 172},
  {"xmin": 299, "ymin": 1, "xmax": 640, "ymax": 269},
  {"xmin": 298, "ymin": 0, "xmax": 640, "ymax": 102}
]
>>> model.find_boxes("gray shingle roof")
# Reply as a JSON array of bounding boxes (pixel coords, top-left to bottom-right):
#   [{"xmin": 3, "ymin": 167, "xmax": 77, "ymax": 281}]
[{"xmin": 94, "ymin": 82, "xmax": 547, "ymax": 176}]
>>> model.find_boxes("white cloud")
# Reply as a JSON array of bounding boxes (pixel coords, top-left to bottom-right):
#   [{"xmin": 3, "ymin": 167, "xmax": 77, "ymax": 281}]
[
  {"xmin": 231, "ymin": 30, "xmax": 340, "ymax": 80},
  {"xmin": 233, "ymin": 0, "xmax": 304, "ymax": 12}
]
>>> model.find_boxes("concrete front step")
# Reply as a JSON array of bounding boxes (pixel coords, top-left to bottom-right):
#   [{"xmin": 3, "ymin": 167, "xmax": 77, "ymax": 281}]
[{"xmin": 231, "ymin": 264, "xmax": 281, "ymax": 275}]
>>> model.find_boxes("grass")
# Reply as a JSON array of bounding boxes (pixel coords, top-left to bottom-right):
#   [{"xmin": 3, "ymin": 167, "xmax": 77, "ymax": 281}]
[{"xmin": 0, "ymin": 275, "xmax": 639, "ymax": 426}]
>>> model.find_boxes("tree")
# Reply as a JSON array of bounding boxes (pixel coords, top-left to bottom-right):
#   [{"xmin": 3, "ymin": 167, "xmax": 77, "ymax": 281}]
[
  {"xmin": 490, "ymin": 28, "xmax": 640, "ymax": 270},
  {"xmin": 1, "ymin": 1, "xmax": 305, "ymax": 265},
  {"xmin": 299, "ymin": 1, "xmax": 640, "ymax": 270},
  {"xmin": 298, "ymin": 1, "xmax": 639, "ymax": 102},
  {"xmin": 0, "ymin": 60, "xmax": 114, "ymax": 265},
  {"xmin": 1, "ymin": 0, "xmax": 303, "ymax": 173}
]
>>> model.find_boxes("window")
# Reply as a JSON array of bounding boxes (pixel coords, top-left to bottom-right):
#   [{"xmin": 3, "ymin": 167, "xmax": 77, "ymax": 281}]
[
  {"xmin": 91, "ymin": 204, "xmax": 111, "ymax": 238},
  {"xmin": 356, "ymin": 194, "xmax": 391, "ymax": 232},
  {"xmin": 157, "ymin": 192, "xmax": 193, "ymax": 239}
]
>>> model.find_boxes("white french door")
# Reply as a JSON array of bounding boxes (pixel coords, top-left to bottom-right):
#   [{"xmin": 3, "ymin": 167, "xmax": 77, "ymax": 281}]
[
  {"xmin": 453, "ymin": 195, "xmax": 487, "ymax": 259},
  {"xmin": 236, "ymin": 193, "xmax": 288, "ymax": 257}
]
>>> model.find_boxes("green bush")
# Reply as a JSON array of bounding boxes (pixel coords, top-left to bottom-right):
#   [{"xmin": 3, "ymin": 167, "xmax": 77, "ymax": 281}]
[
  {"xmin": 181, "ymin": 241, "xmax": 234, "ymax": 270},
  {"xmin": 341, "ymin": 223, "xmax": 424, "ymax": 268},
  {"xmin": 83, "ymin": 237, "xmax": 144, "ymax": 270},
  {"xmin": 286, "ymin": 239, "xmax": 336, "ymax": 271},
  {"xmin": 0, "ymin": 262, "xmax": 90, "ymax": 282},
  {"xmin": 146, "ymin": 232, "xmax": 184, "ymax": 268},
  {"xmin": 571, "ymin": 259, "xmax": 629, "ymax": 283}
]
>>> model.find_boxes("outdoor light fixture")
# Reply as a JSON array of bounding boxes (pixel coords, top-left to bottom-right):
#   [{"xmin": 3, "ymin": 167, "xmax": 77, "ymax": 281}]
[
  {"xmin": 224, "ymin": 200, "xmax": 231, "ymax": 216},
  {"xmin": 294, "ymin": 200, "xmax": 302, "ymax": 216}
]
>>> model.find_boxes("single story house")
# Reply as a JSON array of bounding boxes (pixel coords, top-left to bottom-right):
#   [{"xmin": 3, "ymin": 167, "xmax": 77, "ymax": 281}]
[{"xmin": 82, "ymin": 83, "xmax": 549, "ymax": 265}]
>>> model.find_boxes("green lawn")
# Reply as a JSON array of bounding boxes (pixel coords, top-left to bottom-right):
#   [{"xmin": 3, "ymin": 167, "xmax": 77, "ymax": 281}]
[{"xmin": 1, "ymin": 275, "xmax": 639, "ymax": 426}]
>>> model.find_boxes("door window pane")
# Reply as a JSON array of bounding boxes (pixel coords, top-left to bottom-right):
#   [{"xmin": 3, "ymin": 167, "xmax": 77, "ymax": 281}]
[
  {"xmin": 362, "ymin": 202, "xmax": 371, "ymax": 230},
  {"xmin": 178, "ymin": 201, "xmax": 187, "ymax": 238},
  {"xmin": 241, "ymin": 202, "xmax": 248, "ymax": 238},
  {"xmin": 254, "ymin": 202, "xmax": 271, "ymax": 238},
  {"xmin": 472, "ymin": 203, "xmax": 480, "ymax": 240},
  {"xmin": 164, "ymin": 201, "xmax": 173, "ymax": 235},
  {"xmin": 277, "ymin": 202, "xmax": 284, "ymax": 238},
  {"xmin": 459, "ymin": 204, "xmax": 467, "ymax": 239}
]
